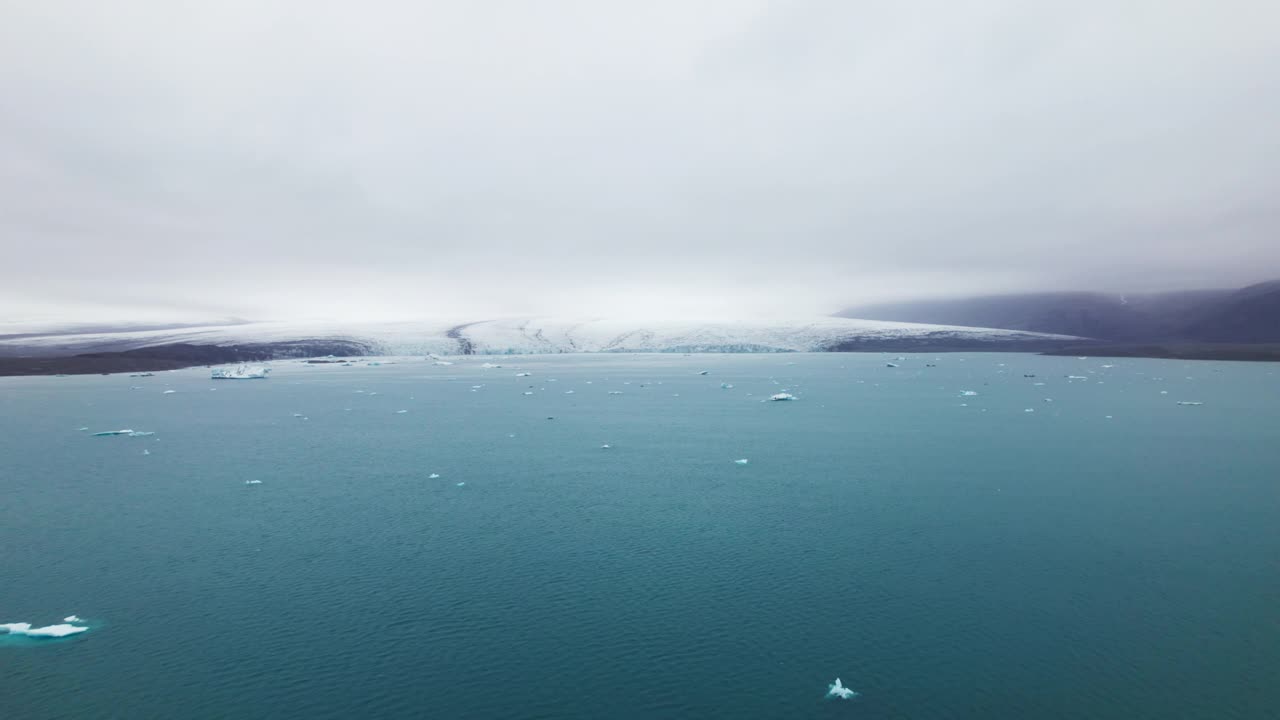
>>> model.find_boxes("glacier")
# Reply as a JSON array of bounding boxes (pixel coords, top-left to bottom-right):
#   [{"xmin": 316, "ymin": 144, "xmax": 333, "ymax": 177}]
[{"xmin": 0, "ymin": 316, "xmax": 1081, "ymax": 359}]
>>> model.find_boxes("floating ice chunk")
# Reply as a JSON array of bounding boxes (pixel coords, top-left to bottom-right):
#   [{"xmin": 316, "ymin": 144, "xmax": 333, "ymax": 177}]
[
  {"xmin": 769, "ymin": 393, "xmax": 796, "ymax": 401},
  {"xmin": 827, "ymin": 678, "xmax": 858, "ymax": 700},
  {"xmin": 63, "ymin": 615, "xmax": 81, "ymax": 623},
  {"xmin": 128, "ymin": 431, "xmax": 154, "ymax": 437},
  {"xmin": 608, "ymin": 391, "xmax": 623, "ymax": 395},
  {"xmin": 565, "ymin": 390, "xmax": 575, "ymax": 394},
  {"xmin": 721, "ymin": 383, "xmax": 734, "ymax": 389},
  {"xmin": 1, "ymin": 622, "xmax": 89, "ymax": 638},
  {"xmin": 1067, "ymin": 375, "xmax": 1088, "ymax": 380},
  {"xmin": 211, "ymin": 365, "xmax": 269, "ymax": 380},
  {"xmin": 734, "ymin": 458, "xmax": 749, "ymax": 465},
  {"xmin": 163, "ymin": 390, "xmax": 176, "ymax": 394},
  {"xmin": 1024, "ymin": 408, "xmax": 1035, "ymax": 413},
  {"xmin": 516, "ymin": 372, "xmax": 531, "ymax": 377},
  {"xmin": 1176, "ymin": 401, "xmax": 1204, "ymax": 406},
  {"xmin": 523, "ymin": 391, "xmax": 534, "ymax": 395},
  {"xmin": 245, "ymin": 480, "xmax": 263, "ymax": 485},
  {"xmin": 1160, "ymin": 390, "xmax": 1169, "ymax": 395},
  {"xmin": 472, "ymin": 385, "xmax": 484, "ymax": 389},
  {"xmin": 433, "ymin": 361, "xmax": 454, "ymax": 366},
  {"xmin": 698, "ymin": 370, "xmax": 709, "ymax": 375},
  {"xmin": 601, "ymin": 444, "xmax": 611, "ymax": 449},
  {"xmin": 481, "ymin": 363, "xmax": 503, "ymax": 369},
  {"xmin": 395, "ymin": 410, "xmax": 408, "ymax": 414},
  {"xmin": 93, "ymin": 429, "xmax": 135, "ymax": 436},
  {"xmin": 143, "ymin": 449, "xmax": 150, "ymax": 456},
  {"xmin": 960, "ymin": 390, "xmax": 978, "ymax": 396},
  {"xmin": 429, "ymin": 473, "xmax": 441, "ymax": 479},
  {"xmin": 456, "ymin": 482, "xmax": 466, "ymax": 486},
  {"xmin": 78, "ymin": 427, "xmax": 89, "ymax": 431},
  {"xmin": 885, "ymin": 363, "xmax": 899, "ymax": 368}
]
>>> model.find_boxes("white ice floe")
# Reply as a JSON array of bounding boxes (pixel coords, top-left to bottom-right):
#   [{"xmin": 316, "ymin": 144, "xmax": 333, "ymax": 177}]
[
  {"xmin": 432, "ymin": 360, "xmax": 454, "ymax": 366},
  {"xmin": 163, "ymin": 389, "xmax": 176, "ymax": 394},
  {"xmin": 1177, "ymin": 401, "xmax": 1204, "ymax": 406},
  {"xmin": 734, "ymin": 458, "xmax": 750, "ymax": 465},
  {"xmin": 827, "ymin": 678, "xmax": 858, "ymax": 700},
  {"xmin": 770, "ymin": 393, "xmax": 796, "ymax": 401},
  {"xmin": 516, "ymin": 372, "xmax": 531, "ymax": 377},
  {"xmin": 63, "ymin": 615, "xmax": 81, "ymax": 623},
  {"xmin": 960, "ymin": 390, "xmax": 978, "ymax": 396},
  {"xmin": 721, "ymin": 383, "xmax": 734, "ymax": 389},
  {"xmin": 429, "ymin": 473, "xmax": 441, "ymax": 479},
  {"xmin": 1, "ymin": 622, "xmax": 89, "ymax": 638},
  {"xmin": 210, "ymin": 365, "xmax": 270, "ymax": 380},
  {"xmin": 395, "ymin": 410, "xmax": 408, "ymax": 414},
  {"xmin": 608, "ymin": 391, "xmax": 623, "ymax": 395},
  {"xmin": 480, "ymin": 362, "xmax": 503, "ymax": 369},
  {"xmin": 245, "ymin": 480, "xmax": 263, "ymax": 485},
  {"xmin": 601, "ymin": 444, "xmax": 611, "ymax": 449}
]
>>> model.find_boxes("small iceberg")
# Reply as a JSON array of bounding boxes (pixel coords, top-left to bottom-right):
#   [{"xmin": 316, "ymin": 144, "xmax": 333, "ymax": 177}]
[
  {"xmin": 608, "ymin": 391, "xmax": 623, "ymax": 395},
  {"xmin": 211, "ymin": 365, "xmax": 270, "ymax": 380},
  {"xmin": 827, "ymin": 678, "xmax": 858, "ymax": 700},
  {"xmin": 516, "ymin": 372, "xmax": 531, "ymax": 377},
  {"xmin": 456, "ymin": 482, "xmax": 466, "ymax": 486},
  {"xmin": 601, "ymin": 444, "xmax": 611, "ymax": 449},
  {"xmin": 770, "ymin": 393, "xmax": 796, "ymax": 401},
  {"xmin": 960, "ymin": 390, "xmax": 978, "ymax": 397},
  {"xmin": 1, "ymin": 622, "xmax": 89, "ymax": 638},
  {"xmin": 92, "ymin": 429, "xmax": 135, "ymax": 436},
  {"xmin": 395, "ymin": 409, "xmax": 408, "ymax": 414},
  {"xmin": 734, "ymin": 458, "xmax": 749, "ymax": 465},
  {"xmin": 1177, "ymin": 401, "xmax": 1204, "ymax": 406},
  {"xmin": 481, "ymin": 362, "xmax": 503, "ymax": 369},
  {"xmin": 433, "ymin": 360, "xmax": 454, "ymax": 366},
  {"xmin": 698, "ymin": 370, "xmax": 709, "ymax": 375},
  {"xmin": 886, "ymin": 362, "xmax": 899, "ymax": 368},
  {"xmin": 721, "ymin": 383, "xmax": 734, "ymax": 389},
  {"xmin": 162, "ymin": 389, "xmax": 176, "ymax": 394},
  {"xmin": 245, "ymin": 479, "xmax": 263, "ymax": 485},
  {"xmin": 63, "ymin": 615, "xmax": 81, "ymax": 623},
  {"xmin": 429, "ymin": 473, "xmax": 441, "ymax": 479}
]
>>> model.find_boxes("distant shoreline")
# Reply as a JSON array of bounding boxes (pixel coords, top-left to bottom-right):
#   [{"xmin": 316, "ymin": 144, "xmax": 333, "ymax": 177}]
[{"xmin": 2, "ymin": 340, "xmax": 1278, "ymax": 377}]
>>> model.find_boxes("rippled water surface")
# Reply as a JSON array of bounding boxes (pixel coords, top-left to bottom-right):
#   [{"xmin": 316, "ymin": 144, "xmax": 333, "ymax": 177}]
[{"xmin": 2, "ymin": 353, "xmax": 1278, "ymax": 719}]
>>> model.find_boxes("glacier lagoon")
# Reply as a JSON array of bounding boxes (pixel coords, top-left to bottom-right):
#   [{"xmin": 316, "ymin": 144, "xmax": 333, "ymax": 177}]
[{"xmin": 1, "ymin": 352, "xmax": 1278, "ymax": 719}]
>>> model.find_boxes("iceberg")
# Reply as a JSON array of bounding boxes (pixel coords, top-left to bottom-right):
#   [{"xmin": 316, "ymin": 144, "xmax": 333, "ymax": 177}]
[
  {"xmin": 769, "ymin": 393, "xmax": 796, "ymax": 401},
  {"xmin": 480, "ymin": 362, "xmax": 503, "ymax": 369},
  {"xmin": 432, "ymin": 360, "xmax": 454, "ymax": 366},
  {"xmin": 1, "ymin": 622, "xmax": 89, "ymax": 638},
  {"xmin": 826, "ymin": 678, "xmax": 858, "ymax": 700},
  {"xmin": 245, "ymin": 479, "xmax": 263, "ymax": 485},
  {"xmin": 516, "ymin": 372, "xmax": 531, "ymax": 377},
  {"xmin": 211, "ymin": 365, "xmax": 270, "ymax": 380},
  {"xmin": 960, "ymin": 390, "xmax": 978, "ymax": 396},
  {"xmin": 63, "ymin": 615, "xmax": 81, "ymax": 623},
  {"xmin": 734, "ymin": 458, "xmax": 750, "ymax": 465},
  {"xmin": 429, "ymin": 473, "xmax": 441, "ymax": 479}
]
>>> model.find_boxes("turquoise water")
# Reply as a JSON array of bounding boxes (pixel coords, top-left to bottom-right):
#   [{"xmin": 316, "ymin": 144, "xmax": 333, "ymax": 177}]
[{"xmin": 2, "ymin": 353, "xmax": 1278, "ymax": 719}]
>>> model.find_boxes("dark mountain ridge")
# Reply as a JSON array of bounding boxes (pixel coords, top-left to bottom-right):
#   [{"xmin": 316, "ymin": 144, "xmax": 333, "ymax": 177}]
[{"xmin": 840, "ymin": 280, "xmax": 1280, "ymax": 344}]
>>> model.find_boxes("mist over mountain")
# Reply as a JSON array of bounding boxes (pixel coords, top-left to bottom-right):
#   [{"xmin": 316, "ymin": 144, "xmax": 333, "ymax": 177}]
[{"xmin": 839, "ymin": 280, "xmax": 1280, "ymax": 343}]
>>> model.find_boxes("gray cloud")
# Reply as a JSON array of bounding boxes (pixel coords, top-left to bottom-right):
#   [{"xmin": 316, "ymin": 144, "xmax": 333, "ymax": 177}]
[{"xmin": 3, "ymin": 0, "xmax": 1278, "ymax": 323}]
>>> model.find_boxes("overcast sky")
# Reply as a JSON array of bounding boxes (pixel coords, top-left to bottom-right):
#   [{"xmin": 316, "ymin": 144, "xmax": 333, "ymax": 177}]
[{"xmin": 2, "ymin": 0, "xmax": 1278, "ymax": 323}]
